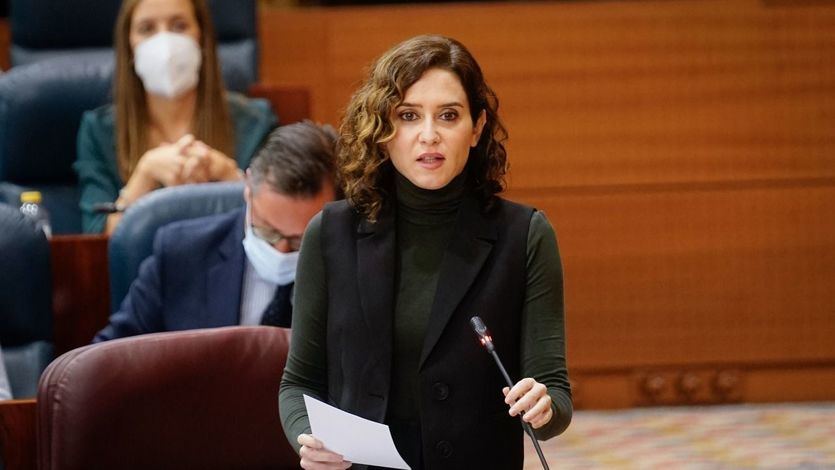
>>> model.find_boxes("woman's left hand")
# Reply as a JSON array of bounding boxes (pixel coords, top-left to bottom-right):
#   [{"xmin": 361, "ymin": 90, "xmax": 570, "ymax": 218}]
[
  {"xmin": 180, "ymin": 149, "xmax": 211, "ymax": 184},
  {"xmin": 503, "ymin": 377, "xmax": 553, "ymax": 429},
  {"xmin": 185, "ymin": 141, "xmax": 241, "ymax": 182}
]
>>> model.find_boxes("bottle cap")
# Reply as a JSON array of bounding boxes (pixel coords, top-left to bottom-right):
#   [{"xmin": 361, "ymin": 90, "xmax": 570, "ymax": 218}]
[{"xmin": 20, "ymin": 191, "xmax": 42, "ymax": 204}]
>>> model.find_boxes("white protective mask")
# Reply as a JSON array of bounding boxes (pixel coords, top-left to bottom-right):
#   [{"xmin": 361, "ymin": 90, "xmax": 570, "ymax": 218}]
[
  {"xmin": 133, "ymin": 31, "xmax": 202, "ymax": 99},
  {"xmin": 242, "ymin": 211, "xmax": 299, "ymax": 286}
]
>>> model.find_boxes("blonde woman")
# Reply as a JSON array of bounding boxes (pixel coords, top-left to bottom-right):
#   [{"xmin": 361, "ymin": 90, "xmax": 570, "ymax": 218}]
[{"xmin": 75, "ymin": 0, "xmax": 275, "ymax": 234}]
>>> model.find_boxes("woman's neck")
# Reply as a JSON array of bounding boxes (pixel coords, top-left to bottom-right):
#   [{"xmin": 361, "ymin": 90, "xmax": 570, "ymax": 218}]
[
  {"xmin": 395, "ymin": 171, "xmax": 467, "ymax": 225},
  {"xmin": 146, "ymin": 89, "xmax": 197, "ymax": 144}
]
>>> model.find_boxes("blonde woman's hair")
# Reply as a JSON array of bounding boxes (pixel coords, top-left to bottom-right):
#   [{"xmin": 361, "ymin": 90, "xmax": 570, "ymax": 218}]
[
  {"xmin": 113, "ymin": 0, "xmax": 233, "ymax": 181},
  {"xmin": 338, "ymin": 35, "xmax": 508, "ymax": 222}
]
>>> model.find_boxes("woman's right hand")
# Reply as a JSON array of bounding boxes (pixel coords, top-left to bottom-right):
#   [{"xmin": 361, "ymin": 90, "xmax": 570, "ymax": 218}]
[
  {"xmin": 136, "ymin": 134, "xmax": 196, "ymax": 187},
  {"xmin": 297, "ymin": 434, "xmax": 351, "ymax": 469},
  {"xmin": 106, "ymin": 134, "xmax": 201, "ymax": 235}
]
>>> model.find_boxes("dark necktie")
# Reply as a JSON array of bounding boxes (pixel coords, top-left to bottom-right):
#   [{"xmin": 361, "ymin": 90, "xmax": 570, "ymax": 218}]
[{"xmin": 260, "ymin": 283, "xmax": 293, "ymax": 327}]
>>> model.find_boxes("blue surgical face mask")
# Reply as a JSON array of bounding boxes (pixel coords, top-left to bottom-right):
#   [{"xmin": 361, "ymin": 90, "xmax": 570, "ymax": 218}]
[{"xmin": 242, "ymin": 205, "xmax": 299, "ymax": 285}]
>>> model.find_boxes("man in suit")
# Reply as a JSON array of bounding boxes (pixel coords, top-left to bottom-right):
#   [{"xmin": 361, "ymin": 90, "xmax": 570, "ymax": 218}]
[{"xmin": 93, "ymin": 121, "xmax": 338, "ymax": 342}]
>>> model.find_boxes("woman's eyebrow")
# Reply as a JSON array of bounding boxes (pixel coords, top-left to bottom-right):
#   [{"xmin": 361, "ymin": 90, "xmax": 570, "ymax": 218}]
[
  {"xmin": 396, "ymin": 102, "xmax": 464, "ymax": 108},
  {"xmin": 135, "ymin": 13, "xmax": 188, "ymax": 22}
]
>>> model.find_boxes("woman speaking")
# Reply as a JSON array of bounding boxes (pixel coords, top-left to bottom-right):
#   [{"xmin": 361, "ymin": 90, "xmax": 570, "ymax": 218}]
[{"xmin": 280, "ymin": 35, "xmax": 572, "ymax": 469}]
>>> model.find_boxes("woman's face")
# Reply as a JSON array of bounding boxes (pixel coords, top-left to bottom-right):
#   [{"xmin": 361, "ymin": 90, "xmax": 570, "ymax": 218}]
[
  {"xmin": 385, "ymin": 68, "xmax": 486, "ymax": 191},
  {"xmin": 129, "ymin": 0, "xmax": 200, "ymax": 49}
]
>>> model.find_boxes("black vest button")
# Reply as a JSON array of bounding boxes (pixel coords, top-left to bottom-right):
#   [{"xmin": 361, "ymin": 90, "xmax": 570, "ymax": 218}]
[
  {"xmin": 435, "ymin": 440, "xmax": 453, "ymax": 458},
  {"xmin": 432, "ymin": 382, "xmax": 450, "ymax": 400}
]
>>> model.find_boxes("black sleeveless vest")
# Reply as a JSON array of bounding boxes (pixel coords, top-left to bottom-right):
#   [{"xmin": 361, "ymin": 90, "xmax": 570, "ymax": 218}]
[{"xmin": 320, "ymin": 196, "xmax": 534, "ymax": 469}]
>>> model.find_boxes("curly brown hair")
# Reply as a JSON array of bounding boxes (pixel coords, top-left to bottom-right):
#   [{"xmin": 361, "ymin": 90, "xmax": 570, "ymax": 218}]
[{"xmin": 338, "ymin": 35, "xmax": 508, "ymax": 222}]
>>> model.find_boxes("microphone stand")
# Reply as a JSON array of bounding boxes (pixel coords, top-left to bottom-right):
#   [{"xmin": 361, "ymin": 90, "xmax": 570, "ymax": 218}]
[{"xmin": 470, "ymin": 316, "xmax": 550, "ymax": 470}]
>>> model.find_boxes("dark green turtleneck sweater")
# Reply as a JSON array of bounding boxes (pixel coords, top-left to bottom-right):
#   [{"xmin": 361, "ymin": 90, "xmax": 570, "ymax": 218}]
[
  {"xmin": 279, "ymin": 174, "xmax": 572, "ymax": 452},
  {"xmin": 389, "ymin": 172, "xmax": 465, "ymax": 421}
]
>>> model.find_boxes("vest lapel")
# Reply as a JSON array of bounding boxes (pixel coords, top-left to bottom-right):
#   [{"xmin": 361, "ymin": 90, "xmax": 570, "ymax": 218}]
[
  {"xmin": 356, "ymin": 207, "xmax": 396, "ymax": 416},
  {"xmin": 419, "ymin": 197, "xmax": 497, "ymax": 369}
]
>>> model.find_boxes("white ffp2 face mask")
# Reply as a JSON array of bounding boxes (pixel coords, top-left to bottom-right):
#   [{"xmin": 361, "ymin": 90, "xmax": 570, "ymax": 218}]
[
  {"xmin": 133, "ymin": 31, "xmax": 202, "ymax": 99},
  {"xmin": 242, "ymin": 210, "xmax": 299, "ymax": 286}
]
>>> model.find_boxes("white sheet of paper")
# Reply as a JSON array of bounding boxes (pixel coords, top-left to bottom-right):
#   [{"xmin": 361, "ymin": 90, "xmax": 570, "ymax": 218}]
[{"xmin": 303, "ymin": 394, "xmax": 411, "ymax": 470}]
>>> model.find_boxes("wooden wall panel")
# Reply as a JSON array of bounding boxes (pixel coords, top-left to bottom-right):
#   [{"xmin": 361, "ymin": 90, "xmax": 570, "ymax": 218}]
[
  {"xmin": 260, "ymin": 0, "xmax": 835, "ymax": 188},
  {"xmin": 260, "ymin": 0, "xmax": 835, "ymax": 407},
  {"xmin": 512, "ymin": 179, "xmax": 835, "ymax": 406},
  {"xmin": 509, "ymin": 183, "xmax": 835, "ymax": 369}
]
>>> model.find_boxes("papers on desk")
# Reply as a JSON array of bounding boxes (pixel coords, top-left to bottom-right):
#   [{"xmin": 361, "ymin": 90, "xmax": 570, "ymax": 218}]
[{"xmin": 303, "ymin": 394, "xmax": 411, "ymax": 470}]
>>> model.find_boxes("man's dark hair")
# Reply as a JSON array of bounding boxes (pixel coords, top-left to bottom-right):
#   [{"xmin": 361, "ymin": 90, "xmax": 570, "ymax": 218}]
[{"xmin": 248, "ymin": 120, "xmax": 338, "ymax": 198}]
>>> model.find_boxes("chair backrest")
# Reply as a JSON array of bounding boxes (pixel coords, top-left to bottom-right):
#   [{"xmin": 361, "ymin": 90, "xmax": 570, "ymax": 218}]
[
  {"xmin": 0, "ymin": 57, "xmax": 111, "ymax": 184},
  {"xmin": 36, "ymin": 326, "xmax": 298, "ymax": 469},
  {"xmin": 108, "ymin": 181, "xmax": 246, "ymax": 312},
  {"xmin": 8, "ymin": 0, "xmax": 120, "ymax": 66},
  {"xmin": 0, "ymin": 57, "xmax": 113, "ymax": 234},
  {"xmin": 0, "ymin": 204, "xmax": 54, "ymax": 398},
  {"xmin": 8, "ymin": 0, "xmax": 258, "ymax": 92}
]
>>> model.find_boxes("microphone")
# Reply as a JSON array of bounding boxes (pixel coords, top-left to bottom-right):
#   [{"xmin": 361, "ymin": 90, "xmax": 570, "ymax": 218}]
[
  {"xmin": 470, "ymin": 316, "xmax": 550, "ymax": 470},
  {"xmin": 469, "ymin": 316, "xmax": 494, "ymax": 352}
]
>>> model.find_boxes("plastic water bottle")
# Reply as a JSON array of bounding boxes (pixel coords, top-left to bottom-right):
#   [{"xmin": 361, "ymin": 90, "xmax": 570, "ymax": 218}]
[{"xmin": 19, "ymin": 191, "xmax": 52, "ymax": 238}]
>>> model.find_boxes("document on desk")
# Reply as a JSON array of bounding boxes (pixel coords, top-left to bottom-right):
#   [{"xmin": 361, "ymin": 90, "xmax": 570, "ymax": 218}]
[{"xmin": 303, "ymin": 394, "xmax": 411, "ymax": 469}]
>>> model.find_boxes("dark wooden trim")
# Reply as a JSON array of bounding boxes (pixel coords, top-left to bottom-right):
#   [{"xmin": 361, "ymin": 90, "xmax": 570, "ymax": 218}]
[
  {"xmin": 572, "ymin": 364, "xmax": 835, "ymax": 409},
  {"xmin": 574, "ymin": 358, "xmax": 835, "ymax": 376},
  {"xmin": 50, "ymin": 235, "xmax": 111, "ymax": 356},
  {"xmin": 505, "ymin": 176, "xmax": 835, "ymax": 199},
  {"xmin": 0, "ymin": 18, "xmax": 9, "ymax": 71},
  {"xmin": 0, "ymin": 399, "xmax": 36, "ymax": 470}
]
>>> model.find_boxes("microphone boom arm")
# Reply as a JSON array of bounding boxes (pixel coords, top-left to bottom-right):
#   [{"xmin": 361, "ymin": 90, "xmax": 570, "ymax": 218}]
[{"xmin": 470, "ymin": 316, "xmax": 551, "ymax": 470}]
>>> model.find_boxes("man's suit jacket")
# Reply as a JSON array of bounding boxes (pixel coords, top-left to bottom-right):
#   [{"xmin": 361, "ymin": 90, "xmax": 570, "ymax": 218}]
[{"xmin": 93, "ymin": 209, "xmax": 247, "ymax": 342}]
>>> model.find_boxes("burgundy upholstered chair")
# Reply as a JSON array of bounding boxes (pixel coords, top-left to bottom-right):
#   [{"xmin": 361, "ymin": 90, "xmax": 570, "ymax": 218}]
[{"xmin": 36, "ymin": 326, "xmax": 298, "ymax": 469}]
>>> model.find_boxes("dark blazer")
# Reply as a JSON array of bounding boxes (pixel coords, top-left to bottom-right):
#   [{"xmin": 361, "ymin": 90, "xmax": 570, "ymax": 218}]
[
  {"xmin": 93, "ymin": 209, "xmax": 246, "ymax": 343},
  {"xmin": 320, "ymin": 196, "xmax": 534, "ymax": 469}
]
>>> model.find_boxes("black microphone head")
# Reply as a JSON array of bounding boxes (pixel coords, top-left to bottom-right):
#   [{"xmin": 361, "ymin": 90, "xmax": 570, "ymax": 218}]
[{"xmin": 470, "ymin": 316, "xmax": 489, "ymax": 338}]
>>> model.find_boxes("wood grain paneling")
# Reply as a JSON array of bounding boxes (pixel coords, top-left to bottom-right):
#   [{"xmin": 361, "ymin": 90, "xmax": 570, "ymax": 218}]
[
  {"xmin": 511, "ymin": 182, "xmax": 835, "ymax": 369},
  {"xmin": 0, "ymin": 399, "xmax": 36, "ymax": 470},
  {"xmin": 50, "ymin": 235, "xmax": 111, "ymax": 356},
  {"xmin": 574, "ymin": 364, "xmax": 835, "ymax": 409},
  {"xmin": 0, "ymin": 18, "xmax": 8, "ymax": 71},
  {"xmin": 260, "ymin": 0, "xmax": 835, "ymax": 189},
  {"xmin": 260, "ymin": 0, "xmax": 835, "ymax": 407}
]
